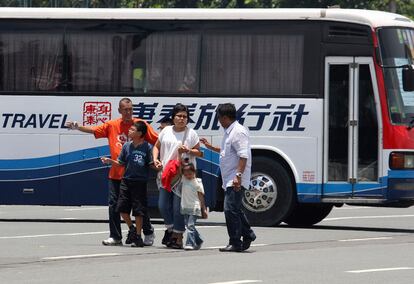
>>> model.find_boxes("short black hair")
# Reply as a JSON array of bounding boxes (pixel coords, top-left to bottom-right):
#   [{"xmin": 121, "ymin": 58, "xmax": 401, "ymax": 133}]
[
  {"xmin": 172, "ymin": 103, "xmax": 190, "ymax": 120},
  {"xmin": 216, "ymin": 103, "xmax": 236, "ymax": 120},
  {"xmin": 119, "ymin": 97, "xmax": 132, "ymax": 107},
  {"xmin": 133, "ymin": 121, "xmax": 147, "ymax": 137},
  {"xmin": 160, "ymin": 117, "xmax": 173, "ymax": 125}
]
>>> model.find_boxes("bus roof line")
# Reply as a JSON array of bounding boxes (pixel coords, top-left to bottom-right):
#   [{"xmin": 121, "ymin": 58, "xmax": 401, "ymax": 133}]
[{"xmin": 0, "ymin": 8, "xmax": 412, "ymax": 29}]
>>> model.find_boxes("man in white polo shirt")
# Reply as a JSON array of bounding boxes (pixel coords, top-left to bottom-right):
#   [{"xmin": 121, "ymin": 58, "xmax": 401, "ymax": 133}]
[{"xmin": 201, "ymin": 103, "xmax": 256, "ymax": 252}]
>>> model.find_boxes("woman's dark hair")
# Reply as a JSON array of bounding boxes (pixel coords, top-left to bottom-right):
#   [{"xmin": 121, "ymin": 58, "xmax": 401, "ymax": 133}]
[
  {"xmin": 216, "ymin": 103, "xmax": 236, "ymax": 121},
  {"xmin": 181, "ymin": 162, "xmax": 196, "ymax": 173},
  {"xmin": 133, "ymin": 121, "xmax": 147, "ymax": 137},
  {"xmin": 172, "ymin": 103, "xmax": 190, "ymax": 120}
]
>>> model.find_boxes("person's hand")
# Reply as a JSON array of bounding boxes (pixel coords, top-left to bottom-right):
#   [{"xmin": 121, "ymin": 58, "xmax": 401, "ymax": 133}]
[
  {"xmin": 232, "ymin": 175, "xmax": 241, "ymax": 191},
  {"xmin": 200, "ymin": 138, "xmax": 211, "ymax": 148},
  {"xmin": 153, "ymin": 159, "xmax": 163, "ymax": 170},
  {"xmin": 178, "ymin": 145, "xmax": 190, "ymax": 155},
  {"xmin": 65, "ymin": 121, "xmax": 79, "ymax": 130},
  {"xmin": 100, "ymin": 157, "xmax": 111, "ymax": 165}
]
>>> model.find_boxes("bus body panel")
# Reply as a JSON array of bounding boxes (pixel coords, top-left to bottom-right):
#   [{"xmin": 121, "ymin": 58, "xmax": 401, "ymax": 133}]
[{"xmin": 0, "ymin": 96, "xmax": 323, "ymax": 206}]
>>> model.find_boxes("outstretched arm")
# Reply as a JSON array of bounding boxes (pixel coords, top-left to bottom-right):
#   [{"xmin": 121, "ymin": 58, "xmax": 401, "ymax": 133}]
[
  {"xmin": 200, "ymin": 138, "xmax": 220, "ymax": 153},
  {"xmin": 100, "ymin": 157, "xmax": 122, "ymax": 167},
  {"xmin": 65, "ymin": 121, "xmax": 95, "ymax": 134}
]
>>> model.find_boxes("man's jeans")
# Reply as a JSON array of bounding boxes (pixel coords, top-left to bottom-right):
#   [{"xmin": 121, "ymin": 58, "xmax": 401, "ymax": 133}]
[
  {"xmin": 224, "ymin": 186, "xmax": 256, "ymax": 247},
  {"xmin": 184, "ymin": 214, "xmax": 203, "ymax": 248},
  {"xmin": 158, "ymin": 187, "xmax": 185, "ymax": 233},
  {"xmin": 108, "ymin": 179, "xmax": 154, "ymax": 241}
]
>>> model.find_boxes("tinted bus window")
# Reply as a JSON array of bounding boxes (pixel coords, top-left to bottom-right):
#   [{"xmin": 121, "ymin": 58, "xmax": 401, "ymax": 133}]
[
  {"xmin": 145, "ymin": 32, "xmax": 200, "ymax": 93},
  {"xmin": 66, "ymin": 30, "xmax": 135, "ymax": 92},
  {"xmin": 201, "ymin": 33, "xmax": 303, "ymax": 95},
  {"xmin": 0, "ymin": 30, "xmax": 63, "ymax": 91}
]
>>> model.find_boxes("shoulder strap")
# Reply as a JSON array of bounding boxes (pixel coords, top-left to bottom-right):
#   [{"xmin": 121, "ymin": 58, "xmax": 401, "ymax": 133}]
[
  {"xmin": 179, "ymin": 127, "xmax": 189, "ymax": 161},
  {"xmin": 182, "ymin": 127, "xmax": 189, "ymax": 145}
]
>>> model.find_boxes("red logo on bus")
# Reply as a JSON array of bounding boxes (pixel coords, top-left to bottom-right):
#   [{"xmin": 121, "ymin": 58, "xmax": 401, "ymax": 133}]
[{"xmin": 83, "ymin": 102, "xmax": 112, "ymax": 125}]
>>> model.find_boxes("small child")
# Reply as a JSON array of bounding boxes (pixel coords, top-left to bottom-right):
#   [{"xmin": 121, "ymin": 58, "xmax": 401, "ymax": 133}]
[
  {"xmin": 180, "ymin": 162, "xmax": 208, "ymax": 250},
  {"xmin": 101, "ymin": 121, "xmax": 154, "ymax": 247}
]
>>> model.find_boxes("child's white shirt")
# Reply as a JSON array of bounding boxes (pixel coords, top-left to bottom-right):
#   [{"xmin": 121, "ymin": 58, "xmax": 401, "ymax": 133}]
[{"xmin": 180, "ymin": 177, "xmax": 204, "ymax": 216}]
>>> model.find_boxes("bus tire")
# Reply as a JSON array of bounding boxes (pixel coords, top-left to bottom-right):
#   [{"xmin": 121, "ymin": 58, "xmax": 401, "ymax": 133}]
[
  {"xmin": 284, "ymin": 203, "xmax": 333, "ymax": 227},
  {"xmin": 242, "ymin": 156, "xmax": 295, "ymax": 227}
]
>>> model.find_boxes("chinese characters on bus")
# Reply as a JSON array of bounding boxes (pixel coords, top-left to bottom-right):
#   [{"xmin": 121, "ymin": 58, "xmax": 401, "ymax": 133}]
[
  {"xmin": 132, "ymin": 103, "xmax": 309, "ymax": 131},
  {"xmin": 83, "ymin": 102, "xmax": 112, "ymax": 126}
]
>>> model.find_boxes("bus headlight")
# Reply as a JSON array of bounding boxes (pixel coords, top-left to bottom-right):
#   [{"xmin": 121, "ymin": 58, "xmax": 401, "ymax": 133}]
[{"xmin": 390, "ymin": 152, "xmax": 414, "ymax": 170}]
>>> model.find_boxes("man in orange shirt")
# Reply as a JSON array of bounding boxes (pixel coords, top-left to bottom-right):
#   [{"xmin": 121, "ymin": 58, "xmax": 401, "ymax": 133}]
[{"xmin": 66, "ymin": 98, "xmax": 158, "ymax": 246}]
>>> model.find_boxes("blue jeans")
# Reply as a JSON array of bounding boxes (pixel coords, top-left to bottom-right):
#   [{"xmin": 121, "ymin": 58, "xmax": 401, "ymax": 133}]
[
  {"xmin": 224, "ymin": 187, "xmax": 256, "ymax": 247},
  {"xmin": 184, "ymin": 214, "xmax": 203, "ymax": 248},
  {"xmin": 108, "ymin": 179, "xmax": 154, "ymax": 241},
  {"xmin": 158, "ymin": 187, "xmax": 185, "ymax": 233}
]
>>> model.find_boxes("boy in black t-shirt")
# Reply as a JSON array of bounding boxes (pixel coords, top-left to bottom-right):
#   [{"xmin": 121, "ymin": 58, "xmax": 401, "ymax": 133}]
[{"xmin": 101, "ymin": 121, "xmax": 154, "ymax": 247}]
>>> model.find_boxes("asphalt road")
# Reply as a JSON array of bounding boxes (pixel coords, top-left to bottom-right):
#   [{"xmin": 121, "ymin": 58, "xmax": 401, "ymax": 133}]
[{"xmin": 0, "ymin": 205, "xmax": 413, "ymax": 284}]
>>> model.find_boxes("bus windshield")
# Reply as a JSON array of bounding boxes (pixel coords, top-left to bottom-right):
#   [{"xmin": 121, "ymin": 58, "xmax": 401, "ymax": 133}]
[{"xmin": 378, "ymin": 28, "xmax": 414, "ymax": 125}]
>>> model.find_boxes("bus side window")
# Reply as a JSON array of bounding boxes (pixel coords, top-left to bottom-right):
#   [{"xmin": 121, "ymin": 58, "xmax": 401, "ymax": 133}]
[{"xmin": 0, "ymin": 31, "xmax": 63, "ymax": 92}]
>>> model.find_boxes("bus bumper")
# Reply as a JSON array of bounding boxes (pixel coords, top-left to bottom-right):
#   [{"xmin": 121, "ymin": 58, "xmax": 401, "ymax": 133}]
[{"xmin": 387, "ymin": 170, "xmax": 414, "ymax": 202}]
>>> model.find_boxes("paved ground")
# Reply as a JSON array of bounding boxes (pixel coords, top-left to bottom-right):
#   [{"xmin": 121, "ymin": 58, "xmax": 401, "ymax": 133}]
[{"xmin": 0, "ymin": 205, "xmax": 414, "ymax": 283}]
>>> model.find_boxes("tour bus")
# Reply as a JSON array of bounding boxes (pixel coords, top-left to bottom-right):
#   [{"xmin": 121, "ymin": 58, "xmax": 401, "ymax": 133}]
[{"xmin": 1, "ymin": 8, "xmax": 414, "ymax": 227}]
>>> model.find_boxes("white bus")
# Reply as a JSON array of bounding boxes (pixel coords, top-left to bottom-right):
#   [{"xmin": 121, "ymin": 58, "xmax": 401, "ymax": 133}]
[{"xmin": 1, "ymin": 8, "xmax": 414, "ymax": 226}]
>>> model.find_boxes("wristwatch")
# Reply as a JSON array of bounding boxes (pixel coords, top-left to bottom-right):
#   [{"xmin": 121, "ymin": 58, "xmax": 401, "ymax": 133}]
[{"xmin": 236, "ymin": 172, "xmax": 243, "ymax": 178}]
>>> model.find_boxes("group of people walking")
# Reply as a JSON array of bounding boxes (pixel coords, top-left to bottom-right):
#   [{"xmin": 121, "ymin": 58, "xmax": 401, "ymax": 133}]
[{"xmin": 66, "ymin": 98, "xmax": 255, "ymax": 252}]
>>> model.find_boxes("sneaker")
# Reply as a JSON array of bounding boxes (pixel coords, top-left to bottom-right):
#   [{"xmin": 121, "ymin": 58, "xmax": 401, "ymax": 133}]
[
  {"xmin": 184, "ymin": 245, "xmax": 195, "ymax": 250},
  {"xmin": 194, "ymin": 241, "xmax": 203, "ymax": 250},
  {"xmin": 143, "ymin": 232, "xmax": 155, "ymax": 246},
  {"xmin": 102, "ymin": 237, "xmax": 122, "ymax": 246},
  {"xmin": 131, "ymin": 235, "xmax": 144, "ymax": 247},
  {"xmin": 161, "ymin": 230, "xmax": 173, "ymax": 246},
  {"xmin": 125, "ymin": 226, "xmax": 136, "ymax": 245}
]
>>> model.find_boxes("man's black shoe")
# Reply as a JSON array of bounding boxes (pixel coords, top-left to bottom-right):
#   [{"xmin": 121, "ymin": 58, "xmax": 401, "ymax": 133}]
[
  {"xmin": 161, "ymin": 230, "xmax": 173, "ymax": 246},
  {"xmin": 242, "ymin": 235, "xmax": 256, "ymax": 251},
  {"xmin": 125, "ymin": 226, "xmax": 136, "ymax": 245},
  {"xmin": 131, "ymin": 235, "xmax": 144, "ymax": 247},
  {"xmin": 219, "ymin": 244, "xmax": 242, "ymax": 252}
]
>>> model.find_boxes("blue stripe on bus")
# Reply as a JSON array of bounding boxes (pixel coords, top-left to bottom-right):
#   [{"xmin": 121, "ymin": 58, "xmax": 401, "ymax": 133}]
[
  {"xmin": 0, "ymin": 146, "xmax": 110, "ymax": 170},
  {"xmin": 0, "ymin": 146, "xmax": 218, "ymax": 170},
  {"xmin": 0, "ymin": 156, "xmax": 218, "ymax": 181},
  {"xmin": 388, "ymin": 169, "xmax": 414, "ymax": 178}
]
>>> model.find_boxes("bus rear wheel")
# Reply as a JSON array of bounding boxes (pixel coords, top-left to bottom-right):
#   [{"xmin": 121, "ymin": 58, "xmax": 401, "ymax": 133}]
[
  {"xmin": 284, "ymin": 203, "xmax": 333, "ymax": 227},
  {"xmin": 242, "ymin": 156, "xmax": 295, "ymax": 227}
]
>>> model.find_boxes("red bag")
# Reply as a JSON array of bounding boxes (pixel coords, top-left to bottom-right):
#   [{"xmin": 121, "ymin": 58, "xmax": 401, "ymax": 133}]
[{"xmin": 161, "ymin": 159, "xmax": 181, "ymax": 192}]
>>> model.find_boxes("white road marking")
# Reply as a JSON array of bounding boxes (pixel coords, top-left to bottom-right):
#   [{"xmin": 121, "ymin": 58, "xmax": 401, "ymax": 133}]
[
  {"xmin": 322, "ymin": 214, "xmax": 414, "ymax": 222},
  {"xmin": 0, "ymin": 226, "xmax": 221, "ymax": 240},
  {"xmin": 338, "ymin": 237, "xmax": 393, "ymax": 242},
  {"xmin": 206, "ymin": 244, "xmax": 267, "ymax": 249},
  {"xmin": 42, "ymin": 253, "xmax": 121, "ymax": 260},
  {"xmin": 64, "ymin": 207, "xmax": 106, "ymax": 211},
  {"xmin": 346, "ymin": 267, "xmax": 414, "ymax": 273},
  {"xmin": 0, "ymin": 231, "xmax": 109, "ymax": 239},
  {"xmin": 208, "ymin": 280, "xmax": 263, "ymax": 284}
]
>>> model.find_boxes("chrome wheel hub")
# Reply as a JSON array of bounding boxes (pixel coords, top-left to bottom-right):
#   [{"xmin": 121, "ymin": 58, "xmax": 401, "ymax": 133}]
[{"xmin": 242, "ymin": 172, "xmax": 277, "ymax": 213}]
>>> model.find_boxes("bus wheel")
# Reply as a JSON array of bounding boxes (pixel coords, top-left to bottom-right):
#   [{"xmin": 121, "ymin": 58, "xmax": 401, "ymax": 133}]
[
  {"xmin": 242, "ymin": 156, "xmax": 295, "ymax": 227},
  {"xmin": 284, "ymin": 204, "xmax": 333, "ymax": 227}
]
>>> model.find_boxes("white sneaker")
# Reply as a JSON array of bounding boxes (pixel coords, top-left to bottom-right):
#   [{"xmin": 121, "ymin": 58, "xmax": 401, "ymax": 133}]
[
  {"xmin": 102, "ymin": 237, "xmax": 122, "ymax": 246},
  {"xmin": 143, "ymin": 233, "xmax": 155, "ymax": 246},
  {"xmin": 184, "ymin": 245, "xmax": 195, "ymax": 250}
]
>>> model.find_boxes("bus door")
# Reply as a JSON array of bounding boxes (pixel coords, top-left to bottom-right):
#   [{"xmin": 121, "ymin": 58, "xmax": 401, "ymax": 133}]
[{"xmin": 323, "ymin": 57, "xmax": 383, "ymax": 199}]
